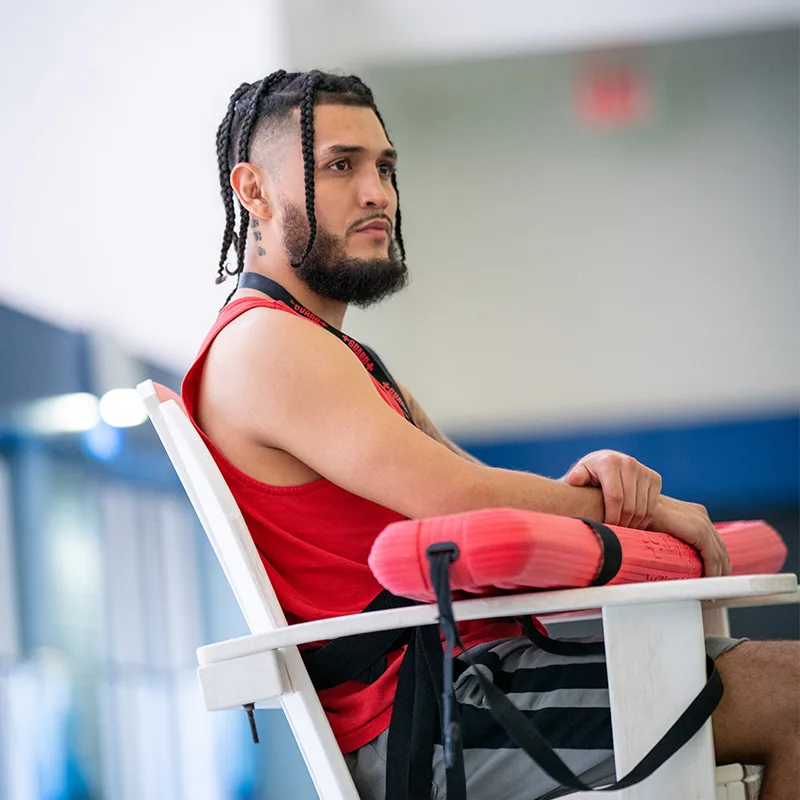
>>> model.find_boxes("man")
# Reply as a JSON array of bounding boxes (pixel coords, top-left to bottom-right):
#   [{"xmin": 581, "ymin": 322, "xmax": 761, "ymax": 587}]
[{"xmin": 182, "ymin": 70, "xmax": 798, "ymax": 800}]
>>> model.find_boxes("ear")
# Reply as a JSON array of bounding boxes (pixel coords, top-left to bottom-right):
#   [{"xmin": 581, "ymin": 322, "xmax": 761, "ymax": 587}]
[{"xmin": 230, "ymin": 162, "xmax": 273, "ymax": 222}]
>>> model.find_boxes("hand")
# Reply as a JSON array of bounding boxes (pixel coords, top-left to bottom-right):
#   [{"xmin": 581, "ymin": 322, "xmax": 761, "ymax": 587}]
[
  {"xmin": 649, "ymin": 495, "xmax": 732, "ymax": 577},
  {"xmin": 565, "ymin": 450, "xmax": 662, "ymax": 529}
]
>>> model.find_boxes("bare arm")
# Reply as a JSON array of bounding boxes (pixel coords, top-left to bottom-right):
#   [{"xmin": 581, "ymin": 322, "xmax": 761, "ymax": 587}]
[
  {"xmin": 398, "ymin": 384, "xmax": 483, "ymax": 465},
  {"xmin": 205, "ymin": 308, "xmax": 605, "ymax": 522}
]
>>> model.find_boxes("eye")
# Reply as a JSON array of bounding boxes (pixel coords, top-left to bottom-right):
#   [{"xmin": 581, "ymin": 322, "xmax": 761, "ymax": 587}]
[
  {"xmin": 329, "ymin": 159, "xmax": 350, "ymax": 173},
  {"xmin": 378, "ymin": 162, "xmax": 396, "ymax": 177}
]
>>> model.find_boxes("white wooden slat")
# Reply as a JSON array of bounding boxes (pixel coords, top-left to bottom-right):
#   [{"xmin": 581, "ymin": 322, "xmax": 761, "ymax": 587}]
[
  {"xmin": 702, "ymin": 605, "xmax": 731, "ymax": 637},
  {"xmin": 714, "ymin": 763, "xmax": 745, "ymax": 784},
  {"xmin": 604, "ymin": 601, "xmax": 716, "ymax": 800},
  {"xmin": 725, "ymin": 781, "xmax": 747, "ymax": 800},
  {"xmin": 138, "ymin": 382, "xmax": 361, "ymax": 800}
]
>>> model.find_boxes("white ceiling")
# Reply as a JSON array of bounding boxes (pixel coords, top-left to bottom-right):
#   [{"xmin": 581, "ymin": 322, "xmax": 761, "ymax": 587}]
[{"xmin": 285, "ymin": 0, "xmax": 800, "ymax": 69}]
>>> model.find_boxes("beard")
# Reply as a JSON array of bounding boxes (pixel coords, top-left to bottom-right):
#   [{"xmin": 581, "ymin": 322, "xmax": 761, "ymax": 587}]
[{"xmin": 280, "ymin": 202, "xmax": 409, "ymax": 308}]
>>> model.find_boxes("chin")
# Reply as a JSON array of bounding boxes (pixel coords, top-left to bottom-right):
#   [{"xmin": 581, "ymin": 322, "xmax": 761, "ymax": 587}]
[{"xmin": 349, "ymin": 243, "xmax": 389, "ymax": 259}]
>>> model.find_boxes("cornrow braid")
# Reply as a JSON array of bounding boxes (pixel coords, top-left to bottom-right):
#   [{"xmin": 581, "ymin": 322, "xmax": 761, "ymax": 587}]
[
  {"xmin": 215, "ymin": 81, "xmax": 252, "ymax": 285},
  {"xmin": 293, "ymin": 70, "xmax": 322, "ymax": 267},
  {"xmin": 232, "ymin": 71, "xmax": 288, "ymax": 278},
  {"xmin": 214, "ymin": 71, "xmax": 289, "ymax": 288}
]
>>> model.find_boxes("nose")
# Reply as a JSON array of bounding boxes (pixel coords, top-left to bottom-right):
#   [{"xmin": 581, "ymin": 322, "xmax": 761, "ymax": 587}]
[{"xmin": 357, "ymin": 168, "xmax": 391, "ymax": 211}]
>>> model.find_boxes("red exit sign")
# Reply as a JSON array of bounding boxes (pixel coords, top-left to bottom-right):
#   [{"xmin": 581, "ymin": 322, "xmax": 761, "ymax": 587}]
[{"xmin": 574, "ymin": 57, "xmax": 652, "ymax": 128}]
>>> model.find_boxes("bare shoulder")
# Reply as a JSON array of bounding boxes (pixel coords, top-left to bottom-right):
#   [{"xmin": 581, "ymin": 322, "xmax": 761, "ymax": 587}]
[
  {"xmin": 199, "ymin": 305, "xmax": 372, "ymax": 446},
  {"xmin": 209, "ymin": 304, "xmax": 337, "ymax": 371}
]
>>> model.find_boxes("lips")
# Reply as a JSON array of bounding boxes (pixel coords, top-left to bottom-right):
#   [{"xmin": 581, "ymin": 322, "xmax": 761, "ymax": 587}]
[{"xmin": 355, "ymin": 220, "xmax": 391, "ymax": 235}]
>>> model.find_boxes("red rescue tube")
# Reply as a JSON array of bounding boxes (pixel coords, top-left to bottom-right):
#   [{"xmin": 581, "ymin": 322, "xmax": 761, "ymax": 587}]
[{"xmin": 368, "ymin": 509, "xmax": 787, "ymax": 603}]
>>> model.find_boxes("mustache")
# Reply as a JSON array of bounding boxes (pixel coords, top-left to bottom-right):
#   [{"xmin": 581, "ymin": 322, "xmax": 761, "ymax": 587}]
[{"xmin": 347, "ymin": 213, "xmax": 393, "ymax": 235}]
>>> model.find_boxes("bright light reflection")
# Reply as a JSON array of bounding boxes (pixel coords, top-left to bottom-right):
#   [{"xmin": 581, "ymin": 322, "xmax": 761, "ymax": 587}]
[
  {"xmin": 26, "ymin": 393, "xmax": 100, "ymax": 434},
  {"xmin": 99, "ymin": 388, "xmax": 147, "ymax": 428}
]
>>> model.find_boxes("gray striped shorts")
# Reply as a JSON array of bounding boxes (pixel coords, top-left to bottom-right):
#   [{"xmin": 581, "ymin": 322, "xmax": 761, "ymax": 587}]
[{"xmin": 344, "ymin": 634, "xmax": 744, "ymax": 800}]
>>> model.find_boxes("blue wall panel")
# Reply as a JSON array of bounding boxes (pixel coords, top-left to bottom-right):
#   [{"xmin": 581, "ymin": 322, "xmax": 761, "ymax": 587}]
[
  {"xmin": 0, "ymin": 303, "xmax": 91, "ymax": 405},
  {"xmin": 460, "ymin": 412, "xmax": 800, "ymax": 512}
]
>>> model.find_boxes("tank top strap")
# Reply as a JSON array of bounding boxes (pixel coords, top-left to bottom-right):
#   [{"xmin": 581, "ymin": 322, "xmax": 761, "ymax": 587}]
[{"xmin": 182, "ymin": 297, "xmax": 299, "ymax": 419}]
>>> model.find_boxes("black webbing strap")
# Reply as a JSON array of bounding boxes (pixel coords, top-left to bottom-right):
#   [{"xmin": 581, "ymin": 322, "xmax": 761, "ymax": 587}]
[
  {"xmin": 583, "ymin": 517, "xmax": 623, "ymax": 586},
  {"xmin": 517, "ymin": 518, "xmax": 621, "ymax": 658},
  {"xmin": 300, "ymin": 592, "xmax": 448, "ymax": 800},
  {"xmin": 301, "ymin": 590, "xmax": 416, "ymax": 689},
  {"xmin": 427, "ymin": 542, "xmax": 724, "ymax": 798},
  {"xmin": 385, "ymin": 624, "xmax": 455, "ymax": 800},
  {"xmin": 465, "ymin": 651, "xmax": 722, "ymax": 793},
  {"xmin": 519, "ymin": 615, "xmax": 605, "ymax": 657}
]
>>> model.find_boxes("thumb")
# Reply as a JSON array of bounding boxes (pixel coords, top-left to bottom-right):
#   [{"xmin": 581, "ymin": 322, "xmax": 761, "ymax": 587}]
[{"xmin": 566, "ymin": 463, "xmax": 592, "ymax": 486}]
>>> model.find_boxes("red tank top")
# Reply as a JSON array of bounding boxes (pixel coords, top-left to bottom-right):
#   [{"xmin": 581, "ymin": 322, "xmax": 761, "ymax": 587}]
[{"xmin": 182, "ymin": 296, "xmax": 521, "ymax": 752}]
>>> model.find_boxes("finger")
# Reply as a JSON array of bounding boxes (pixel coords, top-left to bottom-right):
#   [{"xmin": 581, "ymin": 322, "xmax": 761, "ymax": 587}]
[
  {"xmin": 617, "ymin": 460, "xmax": 639, "ymax": 528},
  {"xmin": 687, "ymin": 516, "xmax": 716, "ymax": 577},
  {"xmin": 641, "ymin": 470, "xmax": 662, "ymax": 529},
  {"xmin": 700, "ymin": 529, "xmax": 727, "ymax": 577},
  {"xmin": 601, "ymin": 466, "xmax": 624, "ymax": 526},
  {"xmin": 630, "ymin": 469, "xmax": 650, "ymax": 529},
  {"xmin": 706, "ymin": 522, "xmax": 730, "ymax": 577},
  {"xmin": 717, "ymin": 537, "xmax": 730, "ymax": 576},
  {"xmin": 566, "ymin": 463, "xmax": 592, "ymax": 487},
  {"xmin": 682, "ymin": 504, "xmax": 718, "ymax": 577},
  {"xmin": 698, "ymin": 540, "xmax": 721, "ymax": 577},
  {"xmin": 704, "ymin": 519, "xmax": 731, "ymax": 576},
  {"xmin": 716, "ymin": 528, "xmax": 732, "ymax": 575}
]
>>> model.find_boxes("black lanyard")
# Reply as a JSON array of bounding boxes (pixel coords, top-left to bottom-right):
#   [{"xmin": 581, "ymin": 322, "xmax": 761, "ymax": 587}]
[{"xmin": 237, "ymin": 272, "xmax": 414, "ymax": 424}]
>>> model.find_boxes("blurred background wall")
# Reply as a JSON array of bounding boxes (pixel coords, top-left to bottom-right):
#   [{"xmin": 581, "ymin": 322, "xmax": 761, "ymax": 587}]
[{"xmin": 0, "ymin": 1, "xmax": 798, "ymax": 798}]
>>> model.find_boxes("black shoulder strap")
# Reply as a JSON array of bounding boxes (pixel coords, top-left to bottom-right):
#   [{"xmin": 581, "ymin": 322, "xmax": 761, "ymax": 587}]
[{"xmin": 301, "ymin": 591, "xmax": 415, "ymax": 689}]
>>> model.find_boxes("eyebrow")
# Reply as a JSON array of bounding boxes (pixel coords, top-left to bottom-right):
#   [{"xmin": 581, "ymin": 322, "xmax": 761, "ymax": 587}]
[{"xmin": 318, "ymin": 144, "xmax": 398, "ymax": 162}]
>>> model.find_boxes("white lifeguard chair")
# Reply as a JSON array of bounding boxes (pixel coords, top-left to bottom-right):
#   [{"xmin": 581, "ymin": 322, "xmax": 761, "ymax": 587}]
[{"xmin": 137, "ymin": 379, "xmax": 798, "ymax": 800}]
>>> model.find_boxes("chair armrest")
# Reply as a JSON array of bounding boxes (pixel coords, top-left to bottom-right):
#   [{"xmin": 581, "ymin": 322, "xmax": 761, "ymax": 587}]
[
  {"xmin": 198, "ymin": 648, "xmax": 291, "ymax": 711},
  {"xmin": 197, "ymin": 573, "xmax": 796, "ymax": 667},
  {"xmin": 710, "ymin": 586, "xmax": 800, "ymax": 610},
  {"xmin": 540, "ymin": 585, "xmax": 800, "ymax": 626}
]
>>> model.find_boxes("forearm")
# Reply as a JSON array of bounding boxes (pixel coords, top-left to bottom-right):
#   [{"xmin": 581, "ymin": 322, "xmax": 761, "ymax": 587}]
[{"xmin": 474, "ymin": 465, "xmax": 606, "ymax": 521}]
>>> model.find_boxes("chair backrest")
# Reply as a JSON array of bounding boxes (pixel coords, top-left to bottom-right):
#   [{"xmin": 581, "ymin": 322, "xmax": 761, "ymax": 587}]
[
  {"xmin": 136, "ymin": 380, "xmax": 286, "ymax": 633},
  {"xmin": 137, "ymin": 379, "xmax": 361, "ymax": 800}
]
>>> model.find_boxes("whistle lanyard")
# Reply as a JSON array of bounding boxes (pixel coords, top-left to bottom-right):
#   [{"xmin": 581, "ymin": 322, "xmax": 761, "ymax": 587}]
[{"xmin": 237, "ymin": 272, "xmax": 414, "ymax": 424}]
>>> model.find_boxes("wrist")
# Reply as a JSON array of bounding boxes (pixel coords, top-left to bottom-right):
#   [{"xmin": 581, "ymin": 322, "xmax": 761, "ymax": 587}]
[{"xmin": 564, "ymin": 481, "xmax": 605, "ymax": 523}]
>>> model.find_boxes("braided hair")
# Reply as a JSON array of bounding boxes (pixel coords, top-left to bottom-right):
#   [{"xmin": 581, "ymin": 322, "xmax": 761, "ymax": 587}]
[{"xmin": 214, "ymin": 70, "xmax": 406, "ymax": 295}]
